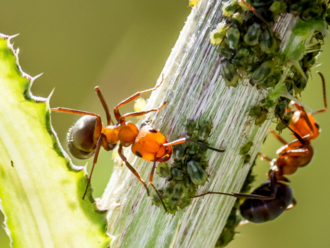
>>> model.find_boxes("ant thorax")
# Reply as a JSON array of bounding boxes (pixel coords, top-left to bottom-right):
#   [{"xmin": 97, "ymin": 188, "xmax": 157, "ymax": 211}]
[{"xmin": 104, "ymin": 122, "xmax": 139, "ymax": 147}]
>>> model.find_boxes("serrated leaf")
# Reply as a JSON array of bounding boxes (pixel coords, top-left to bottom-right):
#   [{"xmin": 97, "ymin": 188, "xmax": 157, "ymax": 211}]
[{"xmin": 0, "ymin": 34, "xmax": 109, "ymax": 248}]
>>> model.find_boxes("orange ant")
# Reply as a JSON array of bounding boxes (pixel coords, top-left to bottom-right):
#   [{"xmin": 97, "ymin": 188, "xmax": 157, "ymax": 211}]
[
  {"xmin": 288, "ymin": 71, "xmax": 327, "ymax": 141},
  {"xmin": 259, "ymin": 129, "xmax": 313, "ymax": 179},
  {"xmin": 51, "ymin": 75, "xmax": 225, "ymax": 212}
]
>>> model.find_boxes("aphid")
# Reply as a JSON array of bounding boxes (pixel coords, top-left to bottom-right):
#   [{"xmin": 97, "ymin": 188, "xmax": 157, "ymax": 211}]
[
  {"xmin": 226, "ymin": 27, "xmax": 240, "ymax": 50},
  {"xmin": 244, "ymin": 23, "xmax": 262, "ymax": 46},
  {"xmin": 288, "ymin": 72, "xmax": 327, "ymax": 141},
  {"xmin": 222, "ymin": 60, "xmax": 239, "ymax": 87},
  {"xmin": 251, "ymin": 60, "xmax": 275, "ymax": 85},
  {"xmin": 210, "ymin": 22, "xmax": 228, "ymax": 45},
  {"xmin": 192, "ymin": 171, "xmax": 296, "ymax": 223},
  {"xmin": 249, "ymin": 105, "xmax": 269, "ymax": 126},
  {"xmin": 51, "ymin": 76, "xmax": 224, "ymax": 212}
]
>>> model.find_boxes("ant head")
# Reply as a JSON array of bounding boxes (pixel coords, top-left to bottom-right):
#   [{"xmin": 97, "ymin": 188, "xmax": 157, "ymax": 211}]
[{"xmin": 67, "ymin": 115, "xmax": 99, "ymax": 159}]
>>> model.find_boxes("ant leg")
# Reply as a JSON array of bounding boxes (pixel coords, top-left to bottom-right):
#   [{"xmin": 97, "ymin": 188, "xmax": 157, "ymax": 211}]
[
  {"xmin": 94, "ymin": 86, "xmax": 113, "ymax": 125},
  {"xmin": 118, "ymin": 144, "xmax": 150, "ymax": 196},
  {"xmin": 119, "ymin": 101, "xmax": 167, "ymax": 122},
  {"xmin": 114, "ymin": 74, "xmax": 165, "ymax": 122},
  {"xmin": 51, "ymin": 107, "xmax": 103, "ymax": 136},
  {"xmin": 268, "ymin": 129, "xmax": 288, "ymax": 145},
  {"xmin": 192, "ymin": 171, "xmax": 277, "ymax": 200},
  {"xmin": 258, "ymin": 153, "xmax": 273, "ymax": 162},
  {"xmin": 278, "ymin": 115, "xmax": 305, "ymax": 145},
  {"xmin": 240, "ymin": 0, "xmax": 269, "ymax": 25},
  {"xmin": 300, "ymin": 109, "xmax": 314, "ymax": 136},
  {"xmin": 149, "ymin": 157, "xmax": 168, "ymax": 212},
  {"xmin": 163, "ymin": 138, "xmax": 225, "ymax": 153},
  {"xmin": 312, "ymin": 72, "xmax": 327, "ymax": 115},
  {"xmin": 82, "ymin": 133, "xmax": 107, "ymax": 200},
  {"xmin": 286, "ymin": 197, "xmax": 297, "ymax": 210}
]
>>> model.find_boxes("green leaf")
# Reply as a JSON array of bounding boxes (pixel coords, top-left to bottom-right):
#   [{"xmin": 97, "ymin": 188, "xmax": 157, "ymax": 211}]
[
  {"xmin": 292, "ymin": 18, "xmax": 328, "ymax": 37},
  {"xmin": 0, "ymin": 34, "xmax": 109, "ymax": 248}
]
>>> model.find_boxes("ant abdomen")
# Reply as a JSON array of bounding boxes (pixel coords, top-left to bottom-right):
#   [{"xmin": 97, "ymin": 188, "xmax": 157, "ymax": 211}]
[
  {"xmin": 240, "ymin": 181, "xmax": 293, "ymax": 223},
  {"xmin": 67, "ymin": 115, "xmax": 98, "ymax": 159}
]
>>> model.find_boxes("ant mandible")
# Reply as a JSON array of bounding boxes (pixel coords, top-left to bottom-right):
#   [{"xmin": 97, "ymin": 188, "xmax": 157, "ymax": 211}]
[{"xmin": 51, "ymin": 75, "xmax": 225, "ymax": 212}]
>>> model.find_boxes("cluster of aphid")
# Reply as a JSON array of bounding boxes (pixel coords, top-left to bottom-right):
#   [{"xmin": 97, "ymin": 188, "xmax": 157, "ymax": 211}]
[
  {"xmin": 152, "ymin": 120, "xmax": 216, "ymax": 213},
  {"xmin": 210, "ymin": 0, "xmax": 329, "ymax": 131},
  {"xmin": 211, "ymin": 0, "xmax": 328, "ymax": 87}
]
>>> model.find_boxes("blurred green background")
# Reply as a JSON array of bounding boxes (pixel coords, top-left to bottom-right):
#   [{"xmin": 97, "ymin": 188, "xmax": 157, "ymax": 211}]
[{"xmin": 0, "ymin": 1, "xmax": 329, "ymax": 248}]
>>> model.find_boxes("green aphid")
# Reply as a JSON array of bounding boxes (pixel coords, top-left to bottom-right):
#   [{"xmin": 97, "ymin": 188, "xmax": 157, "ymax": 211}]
[
  {"xmin": 171, "ymin": 167, "xmax": 184, "ymax": 181},
  {"xmin": 186, "ymin": 120, "xmax": 197, "ymax": 137},
  {"xmin": 210, "ymin": 22, "xmax": 228, "ymax": 45},
  {"xmin": 263, "ymin": 71, "xmax": 281, "ymax": 88},
  {"xmin": 163, "ymin": 182, "xmax": 175, "ymax": 198},
  {"xmin": 226, "ymin": 27, "xmax": 240, "ymax": 50},
  {"xmin": 293, "ymin": 73, "xmax": 308, "ymax": 95},
  {"xmin": 187, "ymin": 159, "xmax": 208, "ymax": 185},
  {"xmin": 152, "ymin": 193, "xmax": 163, "ymax": 207},
  {"xmin": 251, "ymin": 60, "xmax": 275, "ymax": 85},
  {"xmin": 255, "ymin": 109, "xmax": 268, "ymax": 126},
  {"xmin": 275, "ymin": 99, "xmax": 289, "ymax": 117},
  {"xmin": 246, "ymin": 0, "xmax": 273, "ymax": 8},
  {"xmin": 236, "ymin": 48, "xmax": 249, "ymax": 58},
  {"xmin": 239, "ymin": 141, "xmax": 253, "ymax": 155},
  {"xmin": 262, "ymin": 98, "xmax": 274, "ymax": 108},
  {"xmin": 260, "ymin": 28, "xmax": 278, "ymax": 54},
  {"xmin": 269, "ymin": 1, "xmax": 287, "ymax": 20},
  {"xmin": 177, "ymin": 197, "xmax": 192, "ymax": 209},
  {"xmin": 184, "ymin": 177, "xmax": 198, "ymax": 197},
  {"xmin": 244, "ymin": 23, "xmax": 261, "ymax": 46},
  {"xmin": 276, "ymin": 111, "xmax": 293, "ymax": 132},
  {"xmin": 232, "ymin": 12, "xmax": 243, "ymax": 24},
  {"xmin": 215, "ymin": 227, "xmax": 236, "ymax": 248},
  {"xmin": 187, "ymin": 130, "xmax": 200, "ymax": 156},
  {"xmin": 198, "ymin": 121, "xmax": 212, "ymax": 142},
  {"xmin": 222, "ymin": 60, "xmax": 239, "ymax": 87},
  {"xmin": 218, "ymin": 46, "xmax": 235, "ymax": 60},
  {"xmin": 173, "ymin": 182, "xmax": 185, "ymax": 200},
  {"xmin": 301, "ymin": 4, "xmax": 326, "ymax": 22},
  {"xmin": 167, "ymin": 199, "xmax": 178, "ymax": 214},
  {"xmin": 156, "ymin": 162, "xmax": 172, "ymax": 179},
  {"xmin": 249, "ymin": 106, "xmax": 262, "ymax": 118},
  {"xmin": 222, "ymin": 0, "xmax": 239, "ymax": 17},
  {"xmin": 244, "ymin": 154, "xmax": 251, "ymax": 164},
  {"xmin": 173, "ymin": 143, "xmax": 186, "ymax": 162}
]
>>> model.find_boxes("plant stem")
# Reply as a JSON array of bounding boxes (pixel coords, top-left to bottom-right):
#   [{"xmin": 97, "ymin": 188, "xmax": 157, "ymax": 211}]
[{"xmin": 98, "ymin": 1, "xmax": 309, "ymax": 247}]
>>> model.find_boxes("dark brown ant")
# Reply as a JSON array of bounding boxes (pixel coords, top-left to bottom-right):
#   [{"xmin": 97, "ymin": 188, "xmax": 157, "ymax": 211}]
[{"xmin": 192, "ymin": 171, "xmax": 296, "ymax": 223}]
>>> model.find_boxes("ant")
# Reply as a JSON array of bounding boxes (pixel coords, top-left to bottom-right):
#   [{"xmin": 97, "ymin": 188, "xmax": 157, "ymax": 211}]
[
  {"xmin": 288, "ymin": 71, "xmax": 327, "ymax": 141},
  {"xmin": 51, "ymin": 75, "xmax": 225, "ymax": 212},
  {"xmin": 188, "ymin": 71, "xmax": 328, "ymax": 222},
  {"xmin": 261, "ymin": 71, "xmax": 327, "ymax": 178},
  {"xmin": 192, "ymin": 170, "xmax": 296, "ymax": 223}
]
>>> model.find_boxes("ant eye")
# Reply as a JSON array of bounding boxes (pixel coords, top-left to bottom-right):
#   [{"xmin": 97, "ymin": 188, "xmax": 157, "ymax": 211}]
[{"xmin": 314, "ymin": 122, "xmax": 320, "ymax": 130}]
